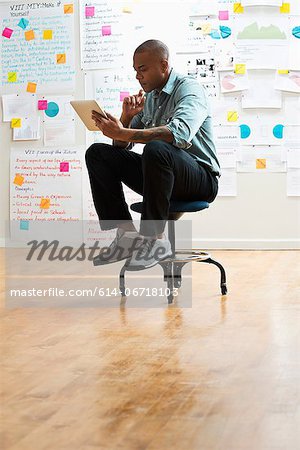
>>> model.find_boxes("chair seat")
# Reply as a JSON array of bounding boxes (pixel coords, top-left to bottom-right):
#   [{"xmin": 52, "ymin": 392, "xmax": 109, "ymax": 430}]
[{"xmin": 130, "ymin": 200, "xmax": 209, "ymax": 214}]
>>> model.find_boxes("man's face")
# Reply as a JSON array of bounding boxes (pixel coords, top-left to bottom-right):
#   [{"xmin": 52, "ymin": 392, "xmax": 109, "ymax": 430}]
[{"xmin": 133, "ymin": 50, "xmax": 168, "ymax": 93}]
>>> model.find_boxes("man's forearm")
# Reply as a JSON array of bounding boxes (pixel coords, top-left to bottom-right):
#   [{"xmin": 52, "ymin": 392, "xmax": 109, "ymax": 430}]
[
  {"xmin": 112, "ymin": 113, "xmax": 133, "ymax": 148},
  {"xmin": 121, "ymin": 126, "xmax": 173, "ymax": 144}
]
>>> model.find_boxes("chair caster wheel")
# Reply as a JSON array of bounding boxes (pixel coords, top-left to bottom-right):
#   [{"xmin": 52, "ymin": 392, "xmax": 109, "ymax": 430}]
[{"xmin": 221, "ymin": 285, "xmax": 227, "ymax": 295}]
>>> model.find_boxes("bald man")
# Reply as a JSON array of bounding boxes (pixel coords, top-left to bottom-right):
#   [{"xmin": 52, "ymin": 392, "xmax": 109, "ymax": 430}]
[{"xmin": 86, "ymin": 39, "xmax": 220, "ymax": 269}]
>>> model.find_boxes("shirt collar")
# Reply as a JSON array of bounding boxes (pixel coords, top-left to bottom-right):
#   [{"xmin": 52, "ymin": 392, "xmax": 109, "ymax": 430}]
[{"xmin": 153, "ymin": 68, "xmax": 176, "ymax": 98}]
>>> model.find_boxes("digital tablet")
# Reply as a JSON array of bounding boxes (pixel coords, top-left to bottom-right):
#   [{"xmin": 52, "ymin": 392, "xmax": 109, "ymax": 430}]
[{"xmin": 70, "ymin": 100, "xmax": 107, "ymax": 131}]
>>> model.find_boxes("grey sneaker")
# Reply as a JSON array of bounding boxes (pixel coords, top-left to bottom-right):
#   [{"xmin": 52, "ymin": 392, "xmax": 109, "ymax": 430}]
[
  {"xmin": 126, "ymin": 238, "xmax": 172, "ymax": 270},
  {"xmin": 93, "ymin": 229, "xmax": 144, "ymax": 266}
]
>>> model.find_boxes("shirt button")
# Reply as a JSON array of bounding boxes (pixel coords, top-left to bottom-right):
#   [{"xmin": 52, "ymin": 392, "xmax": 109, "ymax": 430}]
[
  {"xmin": 159, "ymin": 106, "xmax": 161, "ymax": 109},
  {"xmin": 152, "ymin": 123, "xmax": 155, "ymax": 126}
]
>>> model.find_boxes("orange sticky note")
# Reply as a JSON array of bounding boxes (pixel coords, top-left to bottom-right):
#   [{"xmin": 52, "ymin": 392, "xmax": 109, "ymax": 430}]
[
  {"xmin": 256, "ymin": 159, "xmax": 266, "ymax": 170},
  {"xmin": 27, "ymin": 82, "xmax": 37, "ymax": 93},
  {"xmin": 64, "ymin": 3, "xmax": 73, "ymax": 14},
  {"xmin": 56, "ymin": 53, "xmax": 66, "ymax": 64},
  {"xmin": 43, "ymin": 29, "xmax": 53, "ymax": 39},
  {"xmin": 11, "ymin": 118, "xmax": 22, "ymax": 128},
  {"xmin": 280, "ymin": 3, "xmax": 290, "ymax": 13},
  {"xmin": 25, "ymin": 29, "xmax": 35, "ymax": 41},
  {"xmin": 8, "ymin": 72, "xmax": 17, "ymax": 82},
  {"xmin": 233, "ymin": 3, "xmax": 244, "ymax": 13},
  {"xmin": 13, "ymin": 174, "xmax": 24, "ymax": 186},
  {"xmin": 40, "ymin": 198, "xmax": 50, "ymax": 209}
]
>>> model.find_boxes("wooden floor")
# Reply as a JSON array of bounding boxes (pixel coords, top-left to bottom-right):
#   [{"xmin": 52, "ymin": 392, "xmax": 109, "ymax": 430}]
[{"xmin": 1, "ymin": 250, "xmax": 299, "ymax": 450}]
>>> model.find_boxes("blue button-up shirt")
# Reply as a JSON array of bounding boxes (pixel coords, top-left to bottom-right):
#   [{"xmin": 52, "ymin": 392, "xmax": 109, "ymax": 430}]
[{"xmin": 130, "ymin": 69, "xmax": 221, "ymax": 176}]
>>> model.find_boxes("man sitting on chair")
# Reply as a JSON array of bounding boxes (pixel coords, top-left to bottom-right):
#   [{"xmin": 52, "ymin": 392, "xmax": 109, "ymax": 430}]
[{"xmin": 85, "ymin": 39, "xmax": 220, "ymax": 270}]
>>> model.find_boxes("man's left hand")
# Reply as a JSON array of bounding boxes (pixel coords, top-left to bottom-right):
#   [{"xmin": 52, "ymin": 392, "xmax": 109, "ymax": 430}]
[{"xmin": 91, "ymin": 111, "xmax": 125, "ymax": 140}]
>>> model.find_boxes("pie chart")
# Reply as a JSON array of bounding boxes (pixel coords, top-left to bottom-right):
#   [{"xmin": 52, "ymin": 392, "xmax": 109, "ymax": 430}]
[
  {"xmin": 210, "ymin": 29, "xmax": 221, "ymax": 39},
  {"xmin": 220, "ymin": 26, "xmax": 231, "ymax": 39},
  {"xmin": 273, "ymin": 124, "xmax": 284, "ymax": 139},
  {"xmin": 45, "ymin": 101, "xmax": 59, "ymax": 118},
  {"xmin": 290, "ymin": 75, "xmax": 300, "ymax": 87},
  {"xmin": 240, "ymin": 124, "xmax": 251, "ymax": 139},
  {"xmin": 292, "ymin": 26, "xmax": 300, "ymax": 39},
  {"xmin": 222, "ymin": 75, "xmax": 236, "ymax": 91}
]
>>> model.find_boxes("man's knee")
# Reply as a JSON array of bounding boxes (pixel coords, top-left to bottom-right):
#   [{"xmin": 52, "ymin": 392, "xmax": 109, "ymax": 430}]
[{"xmin": 85, "ymin": 143, "xmax": 111, "ymax": 165}]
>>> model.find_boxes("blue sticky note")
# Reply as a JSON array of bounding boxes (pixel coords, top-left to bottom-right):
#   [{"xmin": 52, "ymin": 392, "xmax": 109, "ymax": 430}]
[
  {"xmin": 20, "ymin": 220, "xmax": 29, "ymax": 230},
  {"xmin": 18, "ymin": 18, "xmax": 29, "ymax": 30}
]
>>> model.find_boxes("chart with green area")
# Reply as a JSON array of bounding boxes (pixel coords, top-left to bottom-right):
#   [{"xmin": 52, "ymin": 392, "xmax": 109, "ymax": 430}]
[{"xmin": 237, "ymin": 22, "xmax": 287, "ymax": 39}]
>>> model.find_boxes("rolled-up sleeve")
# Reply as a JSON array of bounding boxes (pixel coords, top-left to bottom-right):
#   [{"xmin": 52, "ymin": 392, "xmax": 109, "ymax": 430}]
[{"xmin": 166, "ymin": 81, "xmax": 208, "ymax": 150}]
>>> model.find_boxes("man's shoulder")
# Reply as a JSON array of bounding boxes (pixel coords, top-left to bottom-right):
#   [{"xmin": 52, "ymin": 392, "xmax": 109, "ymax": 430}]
[{"xmin": 172, "ymin": 72, "xmax": 207, "ymax": 96}]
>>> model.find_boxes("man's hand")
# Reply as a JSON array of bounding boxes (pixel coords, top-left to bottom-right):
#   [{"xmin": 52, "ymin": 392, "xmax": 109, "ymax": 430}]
[
  {"xmin": 92, "ymin": 110, "xmax": 125, "ymax": 140},
  {"xmin": 122, "ymin": 89, "xmax": 145, "ymax": 121}
]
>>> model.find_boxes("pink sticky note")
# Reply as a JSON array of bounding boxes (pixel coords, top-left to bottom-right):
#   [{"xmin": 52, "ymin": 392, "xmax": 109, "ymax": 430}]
[
  {"xmin": 85, "ymin": 6, "xmax": 95, "ymax": 17},
  {"xmin": 102, "ymin": 25, "xmax": 111, "ymax": 36},
  {"xmin": 120, "ymin": 91, "xmax": 130, "ymax": 101},
  {"xmin": 38, "ymin": 100, "xmax": 48, "ymax": 110},
  {"xmin": 2, "ymin": 27, "xmax": 13, "ymax": 38},
  {"xmin": 219, "ymin": 10, "xmax": 229, "ymax": 20},
  {"xmin": 60, "ymin": 162, "xmax": 69, "ymax": 172}
]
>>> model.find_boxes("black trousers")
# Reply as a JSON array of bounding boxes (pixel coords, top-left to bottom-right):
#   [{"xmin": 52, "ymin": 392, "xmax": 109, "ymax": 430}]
[{"xmin": 85, "ymin": 140, "xmax": 218, "ymax": 236}]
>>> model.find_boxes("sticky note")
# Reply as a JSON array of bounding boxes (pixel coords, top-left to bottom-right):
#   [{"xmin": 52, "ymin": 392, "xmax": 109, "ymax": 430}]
[
  {"xmin": 120, "ymin": 91, "xmax": 130, "ymax": 101},
  {"xmin": 18, "ymin": 18, "xmax": 29, "ymax": 29},
  {"xmin": 25, "ymin": 29, "xmax": 35, "ymax": 41},
  {"xmin": 38, "ymin": 100, "xmax": 48, "ymax": 110},
  {"xmin": 20, "ymin": 220, "xmax": 29, "ymax": 231},
  {"xmin": 11, "ymin": 118, "xmax": 22, "ymax": 128},
  {"xmin": 56, "ymin": 53, "xmax": 66, "ymax": 64},
  {"xmin": 40, "ymin": 198, "xmax": 50, "ymax": 209},
  {"xmin": 227, "ymin": 111, "xmax": 238, "ymax": 122},
  {"xmin": 202, "ymin": 23, "xmax": 212, "ymax": 34},
  {"xmin": 233, "ymin": 3, "xmax": 244, "ymax": 13},
  {"xmin": 14, "ymin": 174, "xmax": 24, "ymax": 185},
  {"xmin": 2, "ymin": 27, "xmax": 13, "ymax": 38},
  {"xmin": 64, "ymin": 4, "xmax": 74, "ymax": 14},
  {"xmin": 27, "ymin": 82, "xmax": 37, "ymax": 93},
  {"xmin": 60, "ymin": 162, "xmax": 69, "ymax": 172},
  {"xmin": 280, "ymin": 3, "xmax": 290, "ymax": 13},
  {"xmin": 8, "ymin": 72, "xmax": 17, "ymax": 82},
  {"xmin": 256, "ymin": 159, "xmax": 266, "ymax": 169},
  {"xmin": 43, "ymin": 30, "xmax": 53, "ymax": 39},
  {"xmin": 235, "ymin": 64, "xmax": 246, "ymax": 74},
  {"xmin": 278, "ymin": 69, "xmax": 289, "ymax": 74},
  {"xmin": 122, "ymin": 6, "xmax": 133, "ymax": 13},
  {"xmin": 219, "ymin": 10, "xmax": 229, "ymax": 20},
  {"xmin": 85, "ymin": 6, "xmax": 95, "ymax": 17},
  {"xmin": 102, "ymin": 25, "xmax": 111, "ymax": 36}
]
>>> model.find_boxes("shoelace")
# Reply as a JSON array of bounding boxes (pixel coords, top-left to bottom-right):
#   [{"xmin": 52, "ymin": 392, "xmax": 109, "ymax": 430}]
[{"xmin": 135, "ymin": 239, "xmax": 155, "ymax": 258}]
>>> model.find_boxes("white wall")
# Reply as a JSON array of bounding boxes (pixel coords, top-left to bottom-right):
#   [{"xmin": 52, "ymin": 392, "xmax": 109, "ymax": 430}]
[{"xmin": 1, "ymin": 0, "xmax": 299, "ymax": 249}]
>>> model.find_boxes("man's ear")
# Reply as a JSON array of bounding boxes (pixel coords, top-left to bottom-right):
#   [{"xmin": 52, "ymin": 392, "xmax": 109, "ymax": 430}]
[{"xmin": 161, "ymin": 59, "xmax": 169, "ymax": 73}]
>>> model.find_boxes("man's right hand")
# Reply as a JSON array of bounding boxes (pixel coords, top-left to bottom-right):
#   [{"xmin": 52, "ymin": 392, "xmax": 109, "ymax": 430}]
[{"xmin": 122, "ymin": 89, "xmax": 145, "ymax": 120}]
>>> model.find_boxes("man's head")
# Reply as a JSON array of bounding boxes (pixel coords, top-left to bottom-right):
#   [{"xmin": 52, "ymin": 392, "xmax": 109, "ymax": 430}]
[{"xmin": 133, "ymin": 40, "xmax": 170, "ymax": 93}]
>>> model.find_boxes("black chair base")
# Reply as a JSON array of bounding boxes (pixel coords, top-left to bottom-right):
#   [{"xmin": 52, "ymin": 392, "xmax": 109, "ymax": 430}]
[{"xmin": 119, "ymin": 250, "xmax": 227, "ymax": 304}]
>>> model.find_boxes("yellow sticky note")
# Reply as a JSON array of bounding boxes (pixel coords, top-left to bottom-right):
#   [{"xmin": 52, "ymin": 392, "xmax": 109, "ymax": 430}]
[
  {"xmin": 27, "ymin": 82, "xmax": 37, "ymax": 93},
  {"xmin": 43, "ymin": 29, "xmax": 53, "ymax": 40},
  {"xmin": 122, "ymin": 6, "xmax": 132, "ymax": 13},
  {"xmin": 202, "ymin": 23, "xmax": 212, "ymax": 35},
  {"xmin": 56, "ymin": 53, "xmax": 66, "ymax": 64},
  {"xmin": 278, "ymin": 69, "xmax": 289, "ymax": 74},
  {"xmin": 11, "ymin": 118, "xmax": 22, "ymax": 128},
  {"xmin": 8, "ymin": 72, "xmax": 17, "ymax": 82},
  {"xmin": 235, "ymin": 64, "xmax": 246, "ymax": 74},
  {"xmin": 227, "ymin": 111, "xmax": 238, "ymax": 122},
  {"xmin": 25, "ymin": 29, "xmax": 35, "ymax": 41},
  {"xmin": 40, "ymin": 198, "xmax": 50, "ymax": 209},
  {"xmin": 256, "ymin": 159, "xmax": 266, "ymax": 170},
  {"xmin": 233, "ymin": 3, "xmax": 244, "ymax": 13},
  {"xmin": 64, "ymin": 3, "xmax": 73, "ymax": 14},
  {"xmin": 280, "ymin": 3, "xmax": 290, "ymax": 13},
  {"xmin": 13, "ymin": 174, "xmax": 24, "ymax": 186}
]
